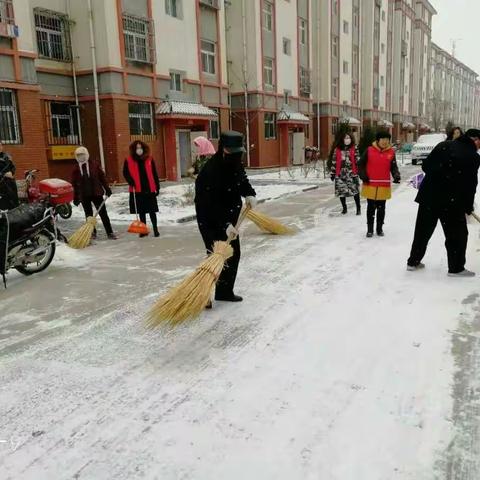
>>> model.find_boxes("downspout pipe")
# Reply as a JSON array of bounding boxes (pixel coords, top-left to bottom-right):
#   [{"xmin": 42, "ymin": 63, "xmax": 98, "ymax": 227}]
[
  {"xmin": 87, "ymin": 0, "xmax": 106, "ymax": 170},
  {"xmin": 241, "ymin": 0, "xmax": 251, "ymax": 167}
]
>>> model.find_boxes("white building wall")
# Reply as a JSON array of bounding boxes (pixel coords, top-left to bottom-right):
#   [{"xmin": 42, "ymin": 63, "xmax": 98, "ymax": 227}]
[{"xmin": 339, "ymin": 0, "xmax": 352, "ymax": 105}]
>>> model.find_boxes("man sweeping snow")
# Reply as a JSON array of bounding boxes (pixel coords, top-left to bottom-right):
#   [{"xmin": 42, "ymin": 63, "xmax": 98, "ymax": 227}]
[{"xmin": 406, "ymin": 129, "xmax": 480, "ymax": 276}]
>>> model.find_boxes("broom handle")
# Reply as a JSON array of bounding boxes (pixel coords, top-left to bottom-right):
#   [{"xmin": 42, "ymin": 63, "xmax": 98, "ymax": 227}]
[
  {"xmin": 227, "ymin": 205, "xmax": 251, "ymax": 243},
  {"xmin": 471, "ymin": 212, "xmax": 480, "ymax": 224},
  {"xmin": 132, "ymin": 186, "xmax": 140, "ymax": 221},
  {"xmin": 93, "ymin": 181, "xmax": 116, "ymax": 218}
]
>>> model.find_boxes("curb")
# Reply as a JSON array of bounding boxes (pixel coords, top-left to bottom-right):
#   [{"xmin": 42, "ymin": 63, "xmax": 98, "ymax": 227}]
[{"xmin": 175, "ymin": 184, "xmax": 320, "ymax": 223}]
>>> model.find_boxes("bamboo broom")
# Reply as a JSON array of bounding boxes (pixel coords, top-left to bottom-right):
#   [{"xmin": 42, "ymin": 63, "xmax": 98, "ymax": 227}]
[
  {"xmin": 68, "ymin": 197, "xmax": 107, "ymax": 249},
  {"xmin": 246, "ymin": 209, "xmax": 295, "ymax": 235},
  {"xmin": 146, "ymin": 207, "xmax": 250, "ymax": 329}
]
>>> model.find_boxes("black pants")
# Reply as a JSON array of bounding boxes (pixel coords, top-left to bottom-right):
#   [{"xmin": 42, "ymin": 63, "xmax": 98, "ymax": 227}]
[
  {"xmin": 199, "ymin": 227, "xmax": 241, "ymax": 296},
  {"xmin": 407, "ymin": 203, "xmax": 468, "ymax": 274},
  {"xmin": 139, "ymin": 212, "xmax": 158, "ymax": 231},
  {"xmin": 340, "ymin": 194, "xmax": 361, "ymax": 210},
  {"xmin": 81, "ymin": 196, "xmax": 113, "ymax": 235},
  {"xmin": 366, "ymin": 199, "xmax": 386, "ymax": 232}
]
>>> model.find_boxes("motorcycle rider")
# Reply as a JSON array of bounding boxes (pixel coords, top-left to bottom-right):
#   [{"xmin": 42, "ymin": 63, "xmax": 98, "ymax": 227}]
[
  {"xmin": 71, "ymin": 146, "xmax": 117, "ymax": 240},
  {"xmin": 0, "ymin": 142, "xmax": 19, "ymax": 211}
]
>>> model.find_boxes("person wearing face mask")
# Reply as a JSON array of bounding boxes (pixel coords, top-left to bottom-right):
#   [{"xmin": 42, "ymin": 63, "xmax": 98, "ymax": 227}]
[
  {"xmin": 123, "ymin": 141, "xmax": 160, "ymax": 238},
  {"xmin": 407, "ymin": 129, "xmax": 480, "ymax": 277},
  {"xmin": 358, "ymin": 131, "xmax": 401, "ymax": 238},
  {"xmin": 195, "ymin": 130, "xmax": 256, "ymax": 304},
  {"xmin": 71, "ymin": 146, "xmax": 117, "ymax": 240},
  {"xmin": 0, "ymin": 142, "xmax": 19, "ymax": 211},
  {"xmin": 329, "ymin": 133, "xmax": 361, "ymax": 215}
]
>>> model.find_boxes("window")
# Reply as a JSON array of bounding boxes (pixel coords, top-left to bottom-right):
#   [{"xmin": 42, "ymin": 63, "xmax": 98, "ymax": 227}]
[
  {"xmin": 300, "ymin": 67, "xmax": 311, "ymax": 95},
  {"xmin": 0, "ymin": 88, "xmax": 20, "ymax": 144},
  {"xmin": 209, "ymin": 108, "xmax": 219, "ymax": 140},
  {"xmin": 300, "ymin": 19, "xmax": 307, "ymax": 45},
  {"xmin": 49, "ymin": 102, "xmax": 78, "ymax": 145},
  {"xmin": 263, "ymin": 1, "xmax": 273, "ymax": 31},
  {"xmin": 333, "ymin": 1, "xmax": 338, "ymax": 15},
  {"xmin": 332, "ymin": 77, "xmax": 338, "ymax": 98},
  {"xmin": 332, "ymin": 35, "xmax": 338, "ymax": 58},
  {"xmin": 169, "ymin": 71, "xmax": 182, "ymax": 91},
  {"xmin": 382, "ymin": 10, "xmax": 386, "ymax": 21},
  {"xmin": 343, "ymin": 21, "xmax": 349, "ymax": 34},
  {"xmin": 380, "ymin": 76, "xmax": 384, "ymax": 86},
  {"xmin": 165, "ymin": 0, "xmax": 181, "ymax": 18},
  {"xmin": 343, "ymin": 61, "xmax": 349, "ymax": 74},
  {"xmin": 264, "ymin": 112, "xmax": 276, "ymax": 139},
  {"xmin": 264, "ymin": 57, "xmax": 274, "ymax": 87},
  {"xmin": 201, "ymin": 40, "xmax": 216, "ymax": 74},
  {"xmin": 283, "ymin": 90, "xmax": 290, "ymax": 105},
  {"xmin": 381, "ymin": 43, "xmax": 385, "ymax": 54},
  {"xmin": 0, "ymin": 0, "xmax": 14, "ymax": 24},
  {"xmin": 34, "ymin": 8, "xmax": 71, "ymax": 62},
  {"xmin": 128, "ymin": 102, "xmax": 154, "ymax": 137},
  {"xmin": 283, "ymin": 37, "xmax": 291, "ymax": 55},
  {"xmin": 123, "ymin": 14, "xmax": 155, "ymax": 64}
]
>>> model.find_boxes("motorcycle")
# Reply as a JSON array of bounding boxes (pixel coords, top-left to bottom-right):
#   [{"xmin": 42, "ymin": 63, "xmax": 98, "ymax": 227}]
[
  {"xmin": 18, "ymin": 169, "xmax": 73, "ymax": 219},
  {"xmin": 0, "ymin": 203, "xmax": 61, "ymax": 287}
]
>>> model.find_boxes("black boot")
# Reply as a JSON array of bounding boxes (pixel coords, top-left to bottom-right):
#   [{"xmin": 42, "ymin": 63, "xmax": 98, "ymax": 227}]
[
  {"xmin": 366, "ymin": 201, "xmax": 375, "ymax": 238},
  {"xmin": 215, "ymin": 292, "xmax": 243, "ymax": 302},
  {"xmin": 354, "ymin": 194, "xmax": 361, "ymax": 216},
  {"xmin": 340, "ymin": 197, "xmax": 347, "ymax": 215},
  {"xmin": 153, "ymin": 227, "xmax": 160, "ymax": 238},
  {"xmin": 377, "ymin": 203, "xmax": 386, "ymax": 237},
  {"xmin": 366, "ymin": 224, "xmax": 374, "ymax": 238}
]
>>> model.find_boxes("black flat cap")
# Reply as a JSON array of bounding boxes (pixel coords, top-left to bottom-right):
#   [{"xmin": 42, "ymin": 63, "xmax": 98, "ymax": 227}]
[
  {"xmin": 465, "ymin": 129, "xmax": 480, "ymax": 139},
  {"xmin": 221, "ymin": 130, "xmax": 246, "ymax": 154}
]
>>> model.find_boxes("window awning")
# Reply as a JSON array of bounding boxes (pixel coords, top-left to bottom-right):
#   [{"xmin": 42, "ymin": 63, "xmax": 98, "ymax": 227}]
[
  {"xmin": 277, "ymin": 109, "xmax": 310, "ymax": 123},
  {"xmin": 156, "ymin": 101, "xmax": 218, "ymax": 118},
  {"xmin": 402, "ymin": 122, "xmax": 415, "ymax": 130},
  {"xmin": 340, "ymin": 116, "xmax": 361, "ymax": 126},
  {"xmin": 419, "ymin": 123, "xmax": 431, "ymax": 130}
]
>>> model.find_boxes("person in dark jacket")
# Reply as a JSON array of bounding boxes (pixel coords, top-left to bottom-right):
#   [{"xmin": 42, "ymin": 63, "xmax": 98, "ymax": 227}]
[
  {"xmin": 407, "ymin": 129, "xmax": 480, "ymax": 277},
  {"xmin": 329, "ymin": 133, "xmax": 361, "ymax": 215},
  {"xmin": 195, "ymin": 130, "xmax": 257, "ymax": 303},
  {"xmin": 446, "ymin": 126, "xmax": 463, "ymax": 141},
  {"xmin": 123, "ymin": 141, "xmax": 160, "ymax": 237},
  {"xmin": 358, "ymin": 131, "xmax": 401, "ymax": 237},
  {"xmin": 72, "ymin": 146, "xmax": 116, "ymax": 240},
  {"xmin": 0, "ymin": 142, "xmax": 19, "ymax": 211}
]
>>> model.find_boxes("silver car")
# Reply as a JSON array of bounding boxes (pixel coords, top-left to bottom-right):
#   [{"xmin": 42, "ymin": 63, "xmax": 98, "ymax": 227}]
[{"xmin": 411, "ymin": 133, "xmax": 447, "ymax": 165}]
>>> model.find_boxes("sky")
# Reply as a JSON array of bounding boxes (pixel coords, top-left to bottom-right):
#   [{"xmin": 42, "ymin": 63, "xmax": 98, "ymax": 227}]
[{"xmin": 430, "ymin": 0, "xmax": 480, "ymax": 74}]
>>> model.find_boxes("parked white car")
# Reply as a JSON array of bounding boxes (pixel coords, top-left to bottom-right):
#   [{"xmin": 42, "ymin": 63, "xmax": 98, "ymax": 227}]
[{"xmin": 411, "ymin": 133, "xmax": 447, "ymax": 165}]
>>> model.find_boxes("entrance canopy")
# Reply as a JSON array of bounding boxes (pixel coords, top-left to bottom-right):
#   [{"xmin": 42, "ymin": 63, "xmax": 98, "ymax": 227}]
[
  {"xmin": 156, "ymin": 101, "xmax": 218, "ymax": 120},
  {"xmin": 277, "ymin": 109, "xmax": 310, "ymax": 124},
  {"xmin": 402, "ymin": 122, "xmax": 415, "ymax": 130},
  {"xmin": 340, "ymin": 116, "xmax": 361, "ymax": 126},
  {"xmin": 378, "ymin": 119, "xmax": 394, "ymax": 128}
]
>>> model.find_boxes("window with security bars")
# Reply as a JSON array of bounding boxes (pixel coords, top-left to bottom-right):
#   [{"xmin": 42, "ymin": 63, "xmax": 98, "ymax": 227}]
[
  {"xmin": 123, "ymin": 14, "xmax": 155, "ymax": 64},
  {"xmin": 34, "ymin": 9, "xmax": 71, "ymax": 62},
  {"xmin": 0, "ymin": 88, "xmax": 21, "ymax": 144},
  {"xmin": 129, "ymin": 102, "xmax": 154, "ymax": 137},
  {"xmin": 48, "ymin": 102, "xmax": 78, "ymax": 145},
  {"xmin": 169, "ymin": 72, "xmax": 182, "ymax": 92},
  {"xmin": 300, "ymin": 67, "xmax": 311, "ymax": 96},
  {"xmin": 0, "ymin": 0, "xmax": 14, "ymax": 24},
  {"xmin": 264, "ymin": 112, "xmax": 276, "ymax": 140},
  {"xmin": 264, "ymin": 57, "xmax": 274, "ymax": 87},
  {"xmin": 201, "ymin": 40, "xmax": 216, "ymax": 74}
]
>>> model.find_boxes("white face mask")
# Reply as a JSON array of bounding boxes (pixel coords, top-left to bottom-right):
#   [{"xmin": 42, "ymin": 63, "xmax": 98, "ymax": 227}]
[
  {"xmin": 344, "ymin": 138, "xmax": 352, "ymax": 146},
  {"xmin": 76, "ymin": 154, "xmax": 88, "ymax": 164},
  {"xmin": 136, "ymin": 148, "xmax": 144, "ymax": 156}
]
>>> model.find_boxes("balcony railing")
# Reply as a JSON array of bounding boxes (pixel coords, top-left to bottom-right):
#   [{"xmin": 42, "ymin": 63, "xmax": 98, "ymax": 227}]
[{"xmin": 0, "ymin": 0, "xmax": 19, "ymax": 39}]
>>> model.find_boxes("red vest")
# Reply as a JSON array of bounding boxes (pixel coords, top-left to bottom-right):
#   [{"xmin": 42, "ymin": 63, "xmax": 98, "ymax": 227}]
[
  {"xmin": 365, "ymin": 145, "xmax": 395, "ymax": 188},
  {"xmin": 335, "ymin": 146, "xmax": 358, "ymax": 176},
  {"xmin": 126, "ymin": 156, "xmax": 157, "ymax": 193}
]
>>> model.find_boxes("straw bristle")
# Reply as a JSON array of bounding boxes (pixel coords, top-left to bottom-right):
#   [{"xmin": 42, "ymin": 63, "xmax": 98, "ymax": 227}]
[
  {"xmin": 146, "ymin": 241, "xmax": 234, "ymax": 328},
  {"xmin": 68, "ymin": 217, "xmax": 97, "ymax": 249},
  {"xmin": 246, "ymin": 209, "xmax": 295, "ymax": 235}
]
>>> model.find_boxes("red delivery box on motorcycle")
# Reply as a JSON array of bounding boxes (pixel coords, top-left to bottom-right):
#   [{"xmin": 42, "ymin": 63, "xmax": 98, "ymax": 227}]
[{"xmin": 38, "ymin": 178, "xmax": 74, "ymax": 205}]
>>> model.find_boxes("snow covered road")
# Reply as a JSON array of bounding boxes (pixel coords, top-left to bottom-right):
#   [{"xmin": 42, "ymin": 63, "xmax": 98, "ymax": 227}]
[{"xmin": 1, "ymin": 169, "xmax": 480, "ymax": 479}]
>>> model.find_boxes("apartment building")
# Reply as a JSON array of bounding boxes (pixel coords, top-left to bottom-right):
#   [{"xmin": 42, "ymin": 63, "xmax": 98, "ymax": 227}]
[
  {"xmin": 226, "ymin": 0, "xmax": 313, "ymax": 168},
  {"xmin": 312, "ymin": 0, "xmax": 362, "ymax": 157},
  {"xmin": 0, "ymin": 0, "xmax": 228, "ymax": 182},
  {"xmin": 361, "ymin": 0, "xmax": 395, "ymax": 131},
  {"xmin": 429, "ymin": 43, "xmax": 478, "ymax": 131}
]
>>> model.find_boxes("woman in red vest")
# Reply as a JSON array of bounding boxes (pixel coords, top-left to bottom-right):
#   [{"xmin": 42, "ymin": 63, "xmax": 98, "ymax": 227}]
[
  {"xmin": 359, "ymin": 131, "xmax": 401, "ymax": 238},
  {"xmin": 329, "ymin": 133, "xmax": 361, "ymax": 215},
  {"xmin": 123, "ymin": 140, "xmax": 160, "ymax": 237}
]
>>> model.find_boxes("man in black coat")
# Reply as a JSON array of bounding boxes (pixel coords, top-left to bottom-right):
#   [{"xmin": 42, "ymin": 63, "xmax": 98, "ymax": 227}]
[
  {"xmin": 195, "ymin": 131, "xmax": 256, "ymax": 303},
  {"xmin": 407, "ymin": 129, "xmax": 480, "ymax": 276},
  {"xmin": 0, "ymin": 142, "xmax": 19, "ymax": 211}
]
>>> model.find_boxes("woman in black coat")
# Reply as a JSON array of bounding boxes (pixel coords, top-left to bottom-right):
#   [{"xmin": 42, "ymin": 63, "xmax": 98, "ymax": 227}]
[
  {"xmin": 195, "ymin": 131, "xmax": 257, "ymax": 303},
  {"xmin": 123, "ymin": 141, "xmax": 160, "ymax": 237}
]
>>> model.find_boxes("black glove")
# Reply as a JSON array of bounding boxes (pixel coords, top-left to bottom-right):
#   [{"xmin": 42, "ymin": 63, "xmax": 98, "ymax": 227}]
[
  {"xmin": 105, "ymin": 188, "xmax": 112, "ymax": 197},
  {"xmin": 466, "ymin": 207, "xmax": 474, "ymax": 215},
  {"xmin": 393, "ymin": 177, "xmax": 401, "ymax": 184},
  {"xmin": 73, "ymin": 199, "xmax": 80, "ymax": 207},
  {"xmin": 330, "ymin": 174, "xmax": 335, "ymax": 182}
]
